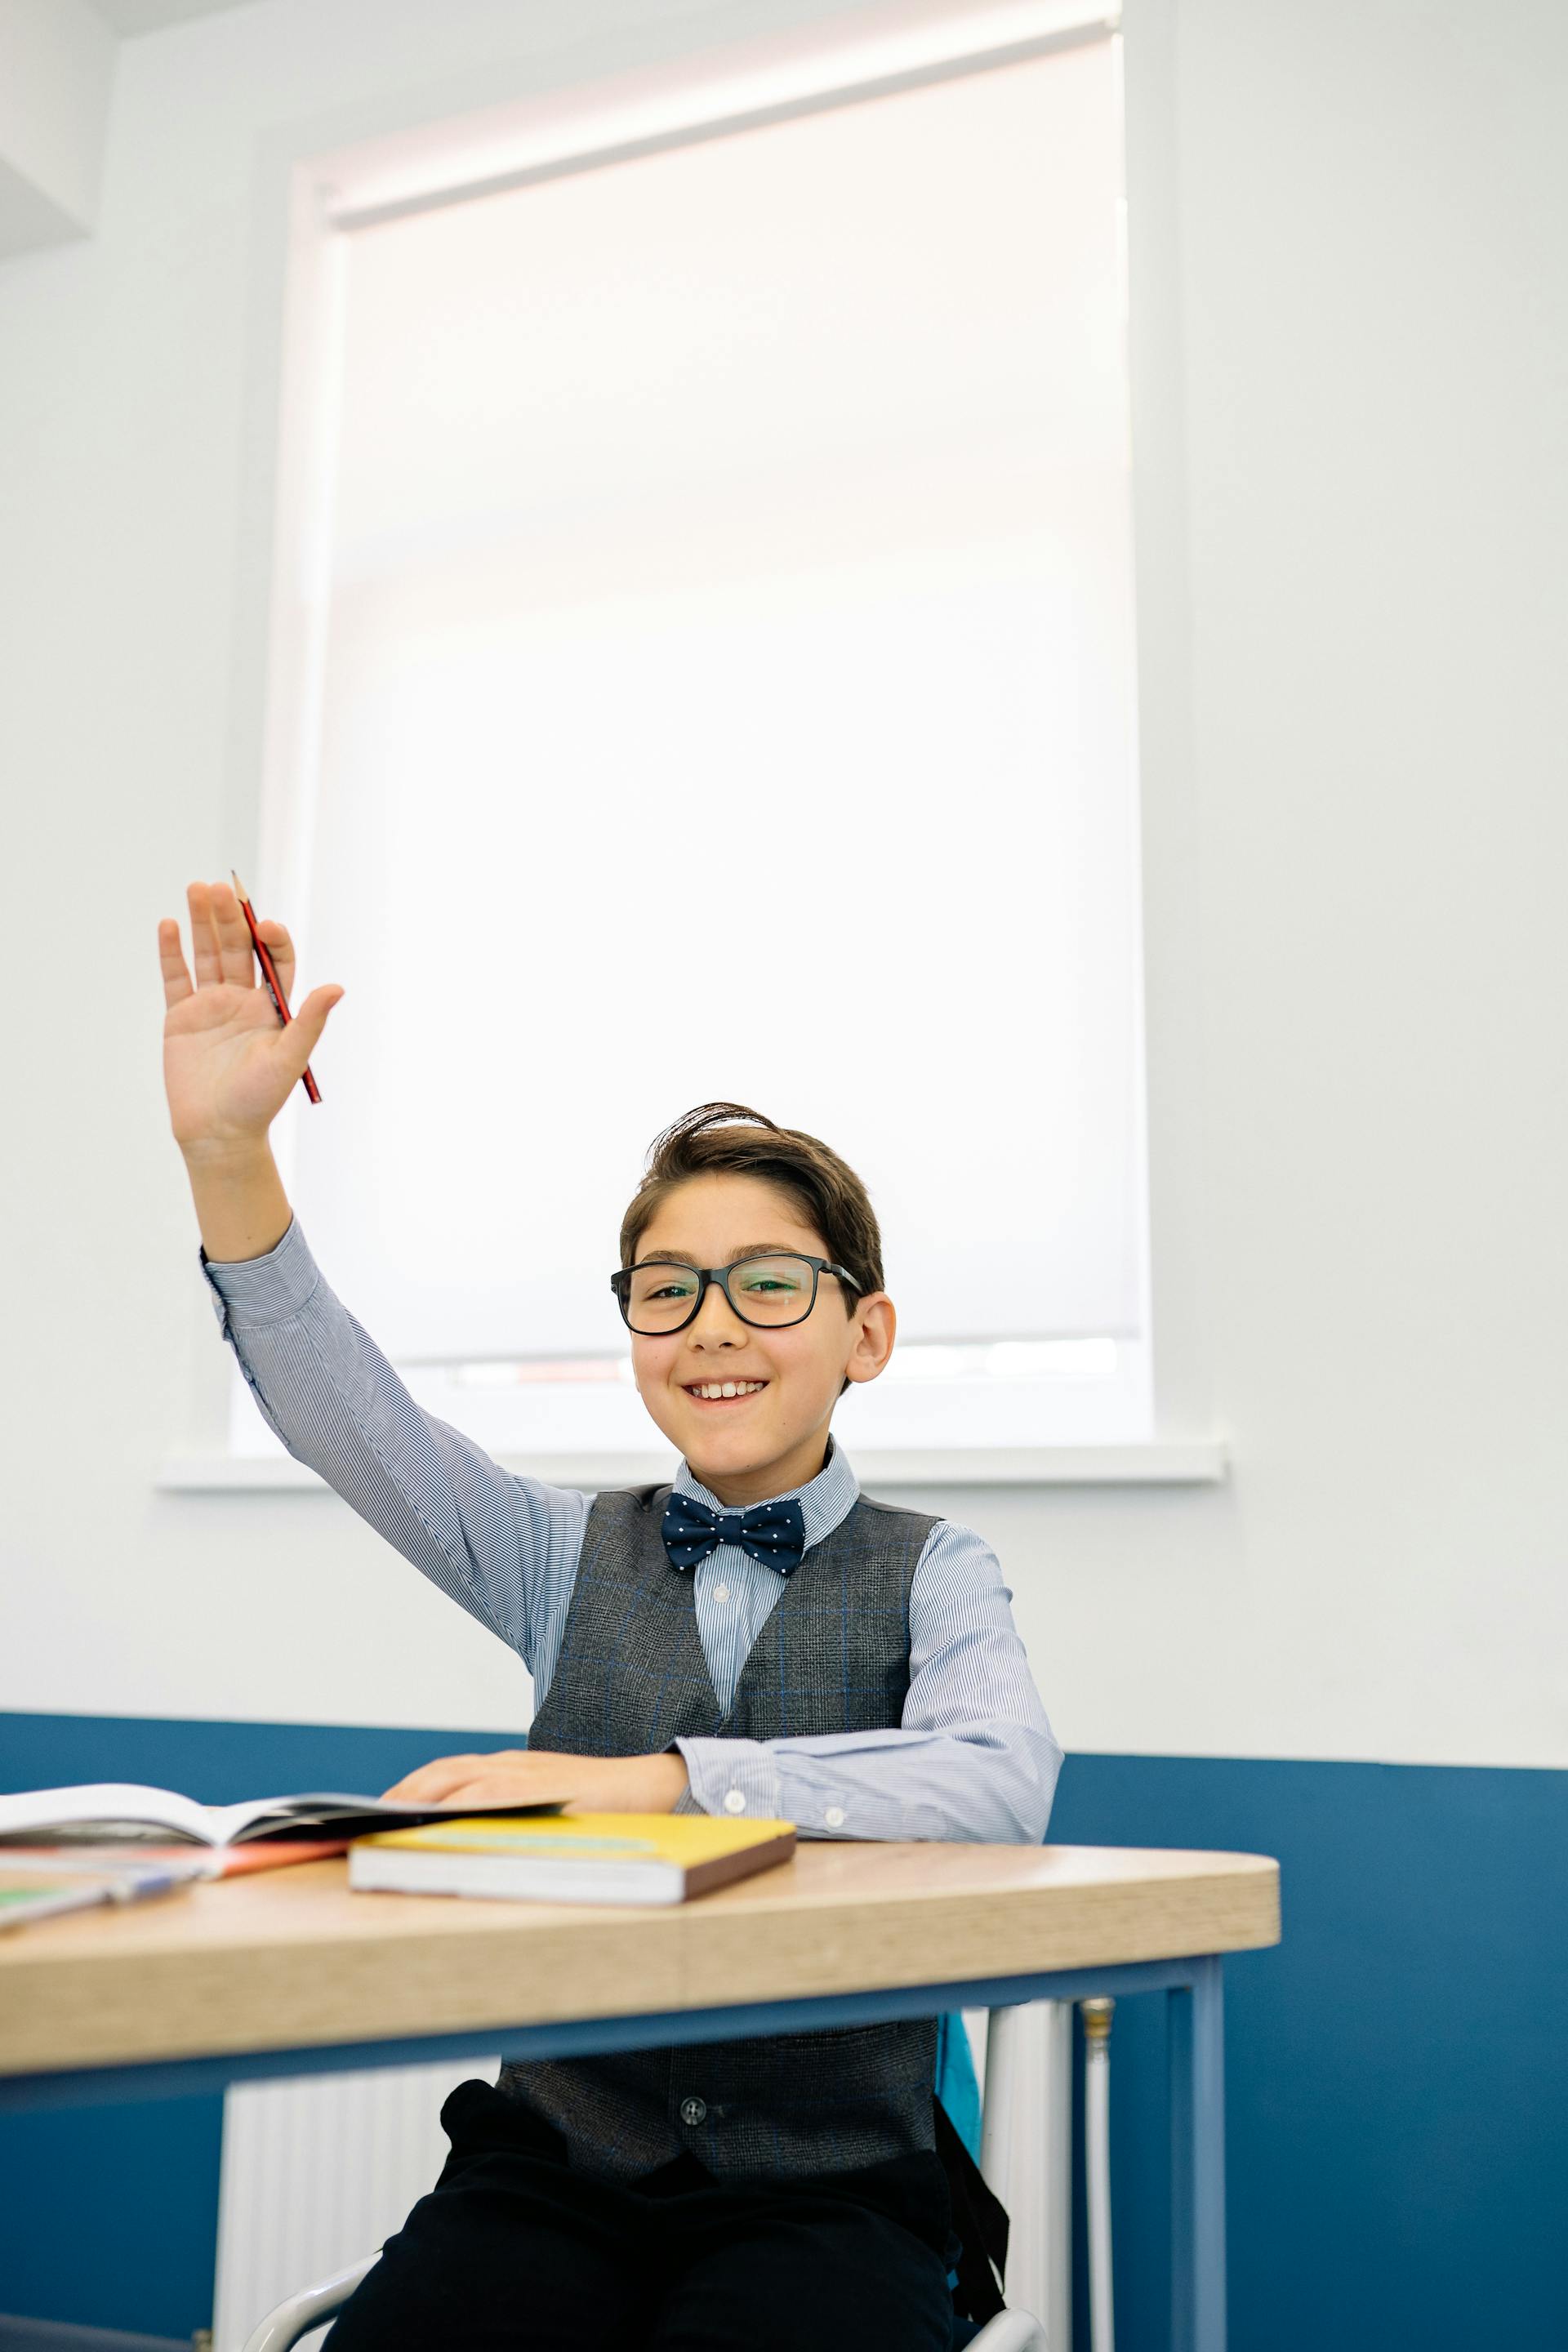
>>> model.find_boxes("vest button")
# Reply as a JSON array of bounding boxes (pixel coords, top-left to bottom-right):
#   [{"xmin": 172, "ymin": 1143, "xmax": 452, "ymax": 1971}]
[{"xmin": 679, "ymin": 2096, "xmax": 707, "ymax": 2127}]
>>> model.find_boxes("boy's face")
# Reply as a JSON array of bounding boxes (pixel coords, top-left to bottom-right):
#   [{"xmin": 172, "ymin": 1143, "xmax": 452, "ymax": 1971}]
[{"xmin": 627, "ymin": 1172, "xmax": 895, "ymax": 1507}]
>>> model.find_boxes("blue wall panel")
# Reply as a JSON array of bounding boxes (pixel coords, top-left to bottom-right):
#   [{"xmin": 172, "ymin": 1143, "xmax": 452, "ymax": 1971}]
[
  {"xmin": 1, "ymin": 1717, "xmax": 1563, "ymax": 2349},
  {"xmin": 1049, "ymin": 1756, "xmax": 1568, "ymax": 2352}
]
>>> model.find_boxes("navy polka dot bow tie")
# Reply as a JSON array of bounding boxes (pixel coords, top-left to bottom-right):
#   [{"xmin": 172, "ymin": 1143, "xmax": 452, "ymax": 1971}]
[{"xmin": 661, "ymin": 1491, "xmax": 808, "ymax": 1579}]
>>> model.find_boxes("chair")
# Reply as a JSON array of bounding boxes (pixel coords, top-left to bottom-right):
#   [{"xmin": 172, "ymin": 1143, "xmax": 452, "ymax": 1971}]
[{"xmin": 240, "ymin": 2007, "xmax": 1052, "ymax": 2352}]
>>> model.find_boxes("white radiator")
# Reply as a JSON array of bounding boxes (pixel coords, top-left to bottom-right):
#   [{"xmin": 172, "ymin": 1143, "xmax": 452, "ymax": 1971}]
[
  {"xmin": 213, "ymin": 2014, "xmax": 1076, "ymax": 2350},
  {"xmin": 212, "ymin": 2056, "xmax": 499, "ymax": 2351}
]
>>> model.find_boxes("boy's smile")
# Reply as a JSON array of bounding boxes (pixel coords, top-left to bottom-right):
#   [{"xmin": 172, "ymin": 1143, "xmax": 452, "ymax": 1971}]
[
  {"xmin": 684, "ymin": 1378, "xmax": 770, "ymax": 1406},
  {"xmin": 627, "ymin": 1172, "xmax": 895, "ymax": 1506}
]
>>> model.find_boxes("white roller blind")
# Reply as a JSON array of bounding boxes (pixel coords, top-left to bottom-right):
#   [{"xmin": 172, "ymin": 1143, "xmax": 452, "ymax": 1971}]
[{"xmin": 286, "ymin": 34, "xmax": 1145, "ymax": 1374}]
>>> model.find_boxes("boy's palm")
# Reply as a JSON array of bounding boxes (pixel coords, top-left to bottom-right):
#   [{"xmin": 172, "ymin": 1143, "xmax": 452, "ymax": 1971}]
[{"xmin": 160, "ymin": 880, "xmax": 344, "ymax": 1152}]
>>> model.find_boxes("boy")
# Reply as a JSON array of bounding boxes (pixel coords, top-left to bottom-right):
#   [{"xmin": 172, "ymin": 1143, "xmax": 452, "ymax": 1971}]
[{"xmin": 158, "ymin": 878, "xmax": 1062, "ymax": 2351}]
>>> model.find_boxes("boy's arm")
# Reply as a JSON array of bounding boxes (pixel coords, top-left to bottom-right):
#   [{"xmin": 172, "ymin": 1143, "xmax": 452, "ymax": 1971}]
[
  {"xmin": 669, "ymin": 1524, "xmax": 1063, "ymax": 1842},
  {"xmin": 198, "ymin": 1204, "xmax": 589, "ymax": 1668},
  {"xmin": 162, "ymin": 888, "xmax": 584, "ymax": 1672}
]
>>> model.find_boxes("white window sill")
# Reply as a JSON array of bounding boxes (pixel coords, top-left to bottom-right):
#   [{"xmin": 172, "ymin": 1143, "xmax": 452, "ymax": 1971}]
[{"xmin": 155, "ymin": 1438, "xmax": 1229, "ymax": 1493}]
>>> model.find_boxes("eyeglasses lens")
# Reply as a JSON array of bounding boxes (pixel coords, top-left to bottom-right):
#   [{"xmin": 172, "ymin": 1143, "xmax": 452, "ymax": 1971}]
[{"xmin": 624, "ymin": 1256, "xmax": 815, "ymax": 1332}]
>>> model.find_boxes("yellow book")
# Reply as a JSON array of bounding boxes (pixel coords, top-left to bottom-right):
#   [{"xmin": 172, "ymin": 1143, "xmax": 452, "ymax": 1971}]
[{"xmin": 348, "ymin": 1811, "xmax": 796, "ymax": 1907}]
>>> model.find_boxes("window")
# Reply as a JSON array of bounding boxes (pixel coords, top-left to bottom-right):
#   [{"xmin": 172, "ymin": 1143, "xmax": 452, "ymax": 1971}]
[{"xmin": 240, "ymin": 11, "xmax": 1149, "ymax": 1468}]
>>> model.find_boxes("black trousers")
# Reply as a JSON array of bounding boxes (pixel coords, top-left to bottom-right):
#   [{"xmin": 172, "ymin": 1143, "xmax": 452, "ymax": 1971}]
[{"xmin": 323, "ymin": 2076, "xmax": 956, "ymax": 2352}]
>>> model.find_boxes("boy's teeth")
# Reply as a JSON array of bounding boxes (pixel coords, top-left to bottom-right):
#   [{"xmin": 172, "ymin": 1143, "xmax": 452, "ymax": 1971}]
[{"xmin": 693, "ymin": 1380, "xmax": 764, "ymax": 1399}]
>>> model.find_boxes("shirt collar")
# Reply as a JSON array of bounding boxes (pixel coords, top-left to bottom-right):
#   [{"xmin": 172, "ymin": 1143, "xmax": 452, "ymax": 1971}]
[{"xmin": 672, "ymin": 1431, "xmax": 859, "ymax": 1552}]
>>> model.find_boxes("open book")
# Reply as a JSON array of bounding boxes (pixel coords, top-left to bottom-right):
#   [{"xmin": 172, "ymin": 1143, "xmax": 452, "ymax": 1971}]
[{"xmin": 0, "ymin": 1783, "xmax": 562, "ymax": 1851}]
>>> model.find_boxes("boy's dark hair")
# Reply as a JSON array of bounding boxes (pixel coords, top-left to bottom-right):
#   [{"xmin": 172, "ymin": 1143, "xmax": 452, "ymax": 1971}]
[{"xmin": 619, "ymin": 1102, "xmax": 884, "ymax": 1314}]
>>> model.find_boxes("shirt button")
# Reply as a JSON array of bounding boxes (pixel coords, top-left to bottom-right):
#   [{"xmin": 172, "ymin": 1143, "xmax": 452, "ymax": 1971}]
[
  {"xmin": 679, "ymin": 2096, "xmax": 707, "ymax": 2127},
  {"xmin": 724, "ymin": 1789, "xmax": 746, "ymax": 1814},
  {"xmin": 825, "ymin": 1806, "xmax": 846, "ymax": 1829},
  {"xmin": 714, "ymin": 1584, "xmax": 730, "ymax": 1604}
]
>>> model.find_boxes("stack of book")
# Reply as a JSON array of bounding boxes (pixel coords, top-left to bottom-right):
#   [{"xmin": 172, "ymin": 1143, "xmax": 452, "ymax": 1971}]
[{"xmin": 350, "ymin": 1812, "xmax": 798, "ymax": 1907}]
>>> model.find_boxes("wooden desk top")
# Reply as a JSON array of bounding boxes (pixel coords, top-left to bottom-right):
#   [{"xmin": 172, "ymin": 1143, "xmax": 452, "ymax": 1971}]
[{"xmin": 0, "ymin": 1842, "xmax": 1280, "ymax": 2078}]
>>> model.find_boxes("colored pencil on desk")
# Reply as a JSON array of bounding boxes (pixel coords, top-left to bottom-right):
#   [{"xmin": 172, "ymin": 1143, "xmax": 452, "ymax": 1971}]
[{"xmin": 0, "ymin": 1851, "xmax": 206, "ymax": 1933}]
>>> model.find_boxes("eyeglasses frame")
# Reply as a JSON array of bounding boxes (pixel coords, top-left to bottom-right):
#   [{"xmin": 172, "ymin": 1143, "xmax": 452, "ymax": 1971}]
[{"xmin": 609, "ymin": 1252, "xmax": 863, "ymax": 1335}]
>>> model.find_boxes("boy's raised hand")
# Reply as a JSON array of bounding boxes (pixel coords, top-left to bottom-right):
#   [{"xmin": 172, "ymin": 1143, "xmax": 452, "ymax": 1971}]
[{"xmin": 159, "ymin": 880, "xmax": 345, "ymax": 1157}]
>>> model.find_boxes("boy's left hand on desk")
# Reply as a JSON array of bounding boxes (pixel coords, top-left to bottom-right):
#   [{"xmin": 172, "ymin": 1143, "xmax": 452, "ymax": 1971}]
[{"xmin": 380, "ymin": 1748, "xmax": 691, "ymax": 1815}]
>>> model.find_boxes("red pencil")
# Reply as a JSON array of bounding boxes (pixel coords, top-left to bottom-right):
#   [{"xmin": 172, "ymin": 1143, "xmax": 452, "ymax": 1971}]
[{"xmin": 230, "ymin": 868, "xmax": 323, "ymax": 1106}]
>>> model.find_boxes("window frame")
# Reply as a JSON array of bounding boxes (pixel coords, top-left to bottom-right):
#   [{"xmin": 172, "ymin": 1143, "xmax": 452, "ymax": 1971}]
[{"xmin": 167, "ymin": 0, "xmax": 1223, "ymax": 1493}]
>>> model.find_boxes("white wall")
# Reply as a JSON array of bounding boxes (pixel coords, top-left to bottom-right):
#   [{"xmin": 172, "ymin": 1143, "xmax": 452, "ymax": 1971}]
[
  {"xmin": 0, "ymin": 0, "xmax": 116, "ymax": 256},
  {"xmin": 2, "ymin": 0, "xmax": 1564, "ymax": 1771}
]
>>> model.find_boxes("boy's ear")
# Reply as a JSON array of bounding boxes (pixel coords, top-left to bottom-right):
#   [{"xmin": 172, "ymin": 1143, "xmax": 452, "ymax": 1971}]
[{"xmin": 844, "ymin": 1290, "xmax": 896, "ymax": 1384}]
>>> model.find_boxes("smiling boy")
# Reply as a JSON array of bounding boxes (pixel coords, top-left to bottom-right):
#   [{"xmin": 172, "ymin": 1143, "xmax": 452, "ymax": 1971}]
[{"xmin": 161, "ymin": 879, "xmax": 1062, "ymax": 2351}]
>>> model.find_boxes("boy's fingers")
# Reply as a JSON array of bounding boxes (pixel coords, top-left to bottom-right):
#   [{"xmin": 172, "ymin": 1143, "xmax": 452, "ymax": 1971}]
[
  {"xmin": 209, "ymin": 880, "xmax": 259, "ymax": 988},
  {"xmin": 440, "ymin": 1778, "xmax": 572, "ymax": 1811},
  {"xmin": 186, "ymin": 881, "xmax": 222, "ymax": 988},
  {"xmin": 380, "ymin": 1751, "xmax": 551, "ymax": 1808},
  {"xmin": 257, "ymin": 919, "xmax": 295, "ymax": 998},
  {"xmin": 280, "ymin": 986, "xmax": 345, "ymax": 1074},
  {"xmin": 158, "ymin": 918, "xmax": 194, "ymax": 1007},
  {"xmin": 380, "ymin": 1756, "xmax": 483, "ymax": 1803},
  {"xmin": 179, "ymin": 884, "xmax": 306, "ymax": 1001}
]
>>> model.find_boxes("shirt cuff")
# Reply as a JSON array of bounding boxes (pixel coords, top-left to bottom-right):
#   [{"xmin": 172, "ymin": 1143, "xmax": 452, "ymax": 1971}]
[
  {"xmin": 198, "ymin": 1213, "xmax": 318, "ymax": 1334},
  {"xmin": 673, "ymin": 1738, "xmax": 786, "ymax": 1824}
]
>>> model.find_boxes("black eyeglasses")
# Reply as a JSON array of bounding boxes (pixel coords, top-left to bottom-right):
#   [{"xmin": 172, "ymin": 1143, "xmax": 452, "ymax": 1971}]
[{"xmin": 610, "ymin": 1253, "xmax": 862, "ymax": 1335}]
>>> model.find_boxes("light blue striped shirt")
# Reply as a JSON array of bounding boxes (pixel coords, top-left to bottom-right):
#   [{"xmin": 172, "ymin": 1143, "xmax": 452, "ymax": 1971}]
[{"xmin": 199, "ymin": 1217, "xmax": 1062, "ymax": 1843}]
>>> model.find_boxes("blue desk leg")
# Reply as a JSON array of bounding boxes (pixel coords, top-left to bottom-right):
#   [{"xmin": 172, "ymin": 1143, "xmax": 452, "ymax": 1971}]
[{"xmin": 1169, "ymin": 1957, "xmax": 1227, "ymax": 2352}]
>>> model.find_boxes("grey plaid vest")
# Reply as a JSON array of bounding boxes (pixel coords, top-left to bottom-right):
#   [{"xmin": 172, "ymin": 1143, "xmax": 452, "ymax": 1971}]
[{"xmin": 497, "ymin": 1480, "xmax": 942, "ymax": 2180}]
